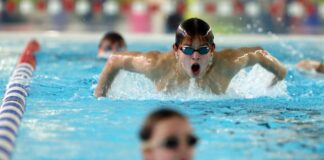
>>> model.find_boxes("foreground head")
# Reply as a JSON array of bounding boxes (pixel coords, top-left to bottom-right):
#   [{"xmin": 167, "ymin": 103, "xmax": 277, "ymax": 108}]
[
  {"xmin": 140, "ymin": 109, "xmax": 198, "ymax": 160},
  {"xmin": 98, "ymin": 32, "xmax": 127, "ymax": 55},
  {"xmin": 173, "ymin": 18, "xmax": 215, "ymax": 78}
]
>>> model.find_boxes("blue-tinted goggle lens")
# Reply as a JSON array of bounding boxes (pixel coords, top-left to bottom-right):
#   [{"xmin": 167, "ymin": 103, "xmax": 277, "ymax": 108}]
[
  {"xmin": 198, "ymin": 47, "xmax": 210, "ymax": 55},
  {"xmin": 181, "ymin": 46, "xmax": 210, "ymax": 55},
  {"xmin": 104, "ymin": 46, "xmax": 112, "ymax": 52}
]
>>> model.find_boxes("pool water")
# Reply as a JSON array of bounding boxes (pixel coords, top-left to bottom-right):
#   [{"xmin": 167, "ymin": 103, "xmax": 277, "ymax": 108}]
[{"xmin": 0, "ymin": 36, "xmax": 323, "ymax": 160}]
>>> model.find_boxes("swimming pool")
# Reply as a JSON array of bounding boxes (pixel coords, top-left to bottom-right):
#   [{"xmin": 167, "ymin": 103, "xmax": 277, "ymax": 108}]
[{"xmin": 0, "ymin": 33, "xmax": 323, "ymax": 159}]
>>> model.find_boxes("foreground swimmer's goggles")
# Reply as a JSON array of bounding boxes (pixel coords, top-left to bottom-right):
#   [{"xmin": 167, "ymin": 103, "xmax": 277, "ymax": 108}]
[
  {"xmin": 104, "ymin": 46, "xmax": 112, "ymax": 52},
  {"xmin": 160, "ymin": 134, "xmax": 198, "ymax": 150},
  {"xmin": 180, "ymin": 46, "xmax": 210, "ymax": 55}
]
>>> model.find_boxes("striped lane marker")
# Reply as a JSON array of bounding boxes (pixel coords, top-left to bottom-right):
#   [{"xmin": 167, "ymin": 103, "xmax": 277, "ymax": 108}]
[
  {"xmin": 12, "ymin": 68, "xmax": 33, "ymax": 77},
  {"xmin": 0, "ymin": 40, "xmax": 40, "ymax": 160}
]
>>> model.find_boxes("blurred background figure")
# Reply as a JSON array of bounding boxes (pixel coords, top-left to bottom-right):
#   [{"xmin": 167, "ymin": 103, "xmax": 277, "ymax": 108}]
[
  {"xmin": 97, "ymin": 31, "xmax": 127, "ymax": 59},
  {"xmin": 296, "ymin": 60, "xmax": 324, "ymax": 73},
  {"xmin": 139, "ymin": 108, "xmax": 198, "ymax": 160},
  {"xmin": 1, "ymin": 0, "xmax": 324, "ymax": 34}
]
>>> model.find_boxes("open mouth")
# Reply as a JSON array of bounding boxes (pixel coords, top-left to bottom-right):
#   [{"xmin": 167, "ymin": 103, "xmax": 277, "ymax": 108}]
[{"xmin": 191, "ymin": 63, "xmax": 200, "ymax": 76}]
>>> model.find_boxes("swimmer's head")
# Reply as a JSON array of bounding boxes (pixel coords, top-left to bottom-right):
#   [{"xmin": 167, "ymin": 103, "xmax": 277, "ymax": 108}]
[
  {"xmin": 174, "ymin": 18, "xmax": 214, "ymax": 48},
  {"xmin": 98, "ymin": 32, "xmax": 127, "ymax": 56},
  {"xmin": 140, "ymin": 108, "xmax": 197, "ymax": 160},
  {"xmin": 173, "ymin": 18, "xmax": 215, "ymax": 78}
]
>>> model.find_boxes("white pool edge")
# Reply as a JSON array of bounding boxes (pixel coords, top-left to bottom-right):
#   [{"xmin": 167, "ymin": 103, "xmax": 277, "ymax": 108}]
[{"xmin": 1, "ymin": 31, "xmax": 324, "ymax": 45}]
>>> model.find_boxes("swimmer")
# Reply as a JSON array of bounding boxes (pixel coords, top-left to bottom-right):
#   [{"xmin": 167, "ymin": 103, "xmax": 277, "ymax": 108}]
[
  {"xmin": 139, "ymin": 108, "xmax": 198, "ymax": 160},
  {"xmin": 97, "ymin": 32, "xmax": 127, "ymax": 59},
  {"xmin": 296, "ymin": 60, "xmax": 324, "ymax": 73},
  {"xmin": 95, "ymin": 18, "xmax": 286, "ymax": 97}
]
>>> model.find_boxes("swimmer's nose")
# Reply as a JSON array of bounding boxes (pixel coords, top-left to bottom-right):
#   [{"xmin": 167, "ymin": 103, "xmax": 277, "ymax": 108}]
[
  {"xmin": 178, "ymin": 142, "xmax": 189, "ymax": 159},
  {"xmin": 192, "ymin": 52, "xmax": 200, "ymax": 61}
]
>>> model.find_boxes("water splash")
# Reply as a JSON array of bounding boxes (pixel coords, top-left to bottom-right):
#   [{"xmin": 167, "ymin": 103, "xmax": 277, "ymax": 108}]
[
  {"xmin": 105, "ymin": 64, "xmax": 287, "ymax": 101},
  {"xmin": 227, "ymin": 64, "xmax": 287, "ymax": 98}
]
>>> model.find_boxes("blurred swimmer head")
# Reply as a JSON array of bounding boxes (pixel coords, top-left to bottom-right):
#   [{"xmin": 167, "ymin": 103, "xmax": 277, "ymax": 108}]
[
  {"xmin": 173, "ymin": 18, "xmax": 215, "ymax": 78},
  {"xmin": 139, "ymin": 108, "xmax": 198, "ymax": 160},
  {"xmin": 98, "ymin": 32, "xmax": 127, "ymax": 56}
]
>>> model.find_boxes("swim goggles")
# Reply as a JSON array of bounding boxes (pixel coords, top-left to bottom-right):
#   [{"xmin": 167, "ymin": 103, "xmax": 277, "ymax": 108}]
[
  {"xmin": 180, "ymin": 46, "xmax": 210, "ymax": 55},
  {"xmin": 160, "ymin": 134, "xmax": 198, "ymax": 150}
]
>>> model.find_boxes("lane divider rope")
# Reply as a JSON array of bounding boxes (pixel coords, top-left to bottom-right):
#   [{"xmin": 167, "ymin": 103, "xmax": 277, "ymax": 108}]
[{"xmin": 0, "ymin": 40, "xmax": 40, "ymax": 160}]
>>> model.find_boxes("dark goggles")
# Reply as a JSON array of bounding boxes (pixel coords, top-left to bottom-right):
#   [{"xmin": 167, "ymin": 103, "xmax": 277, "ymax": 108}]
[
  {"xmin": 104, "ymin": 46, "xmax": 112, "ymax": 52},
  {"xmin": 180, "ymin": 46, "xmax": 210, "ymax": 55},
  {"xmin": 161, "ymin": 134, "xmax": 198, "ymax": 150}
]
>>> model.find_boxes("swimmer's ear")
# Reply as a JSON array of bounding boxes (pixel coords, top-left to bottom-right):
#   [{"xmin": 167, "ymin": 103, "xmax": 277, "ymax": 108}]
[
  {"xmin": 173, "ymin": 44, "xmax": 179, "ymax": 59},
  {"xmin": 211, "ymin": 43, "xmax": 216, "ymax": 51},
  {"xmin": 172, "ymin": 44, "xmax": 178, "ymax": 51}
]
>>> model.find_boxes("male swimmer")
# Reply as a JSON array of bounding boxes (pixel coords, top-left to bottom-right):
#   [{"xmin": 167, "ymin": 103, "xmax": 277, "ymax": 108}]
[
  {"xmin": 139, "ymin": 108, "xmax": 198, "ymax": 160},
  {"xmin": 95, "ymin": 18, "xmax": 286, "ymax": 97},
  {"xmin": 97, "ymin": 32, "xmax": 127, "ymax": 59},
  {"xmin": 296, "ymin": 60, "xmax": 324, "ymax": 73}
]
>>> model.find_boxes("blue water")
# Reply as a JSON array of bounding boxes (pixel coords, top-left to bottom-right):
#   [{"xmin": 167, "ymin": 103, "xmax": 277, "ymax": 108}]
[{"xmin": 0, "ymin": 37, "xmax": 323, "ymax": 160}]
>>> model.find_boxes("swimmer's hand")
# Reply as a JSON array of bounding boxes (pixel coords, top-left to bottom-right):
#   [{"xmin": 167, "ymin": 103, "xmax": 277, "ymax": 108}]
[
  {"xmin": 248, "ymin": 49, "xmax": 287, "ymax": 87},
  {"xmin": 269, "ymin": 77, "xmax": 280, "ymax": 87},
  {"xmin": 269, "ymin": 65, "xmax": 287, "ymax": 87},
  {"xmin": 94, "ymin": 88, "xmax": 105, "ymax": 98}
]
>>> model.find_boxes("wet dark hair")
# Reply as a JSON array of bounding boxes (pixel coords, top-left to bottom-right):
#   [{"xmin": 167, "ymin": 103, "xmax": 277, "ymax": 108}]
[
  {"xmin": 99, "ymin": 32, "xmax": 126, "ymax": 48},
  {"xmin": 175, "ymin": 18, "xmax": 214, "ymax": 47},
  {"xmin": 139, "ymin": 108, "xmax": 187, "ymax": 142}
]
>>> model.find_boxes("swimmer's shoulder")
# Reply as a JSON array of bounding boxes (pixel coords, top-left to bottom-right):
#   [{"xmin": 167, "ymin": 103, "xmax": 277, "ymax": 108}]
[
  {"xmin": 143, "ymin": 50, "xmax": 164, "ymax": 58},
  {"xmin": 110, "ymin": 50, "xmax": 162, "ymax": 58},
  {"xmin": 146, "ymin": 51, "xmax": 176, "ymax": 69},
  {"xmin": 215, "ymin": 46, "xmax": 263, "ymax": 61},
  {"xmin": 216, "ymin": 48, "xmax": 236, "ymax": 57},
  {"xmin": 134, "ymin": 50, "xmax": 173, "ymax": 67},
  {"xmin": 136, "ymin": 51, "xmax": 164, "ymax": 63},
  {"xmin": 141, "ymin": 51, "xmax": 174, "ymax": 78},
  {"xmin": 110, "ymin": 50, "xmax": 173, "ymax": 67},
  {"xmin": 214, "ymin": 48, "xmax": 239, "ymax": 63}
]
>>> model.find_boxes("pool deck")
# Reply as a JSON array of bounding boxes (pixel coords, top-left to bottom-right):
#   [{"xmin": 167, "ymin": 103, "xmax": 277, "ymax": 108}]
[{"xmin": 1, "ymin": 31, "xmax": 324, "ymax": 45}]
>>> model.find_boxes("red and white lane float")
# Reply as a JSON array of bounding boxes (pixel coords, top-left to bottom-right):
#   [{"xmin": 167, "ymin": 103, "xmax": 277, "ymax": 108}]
[{"xmin": 0, "ymin": 40, "xmax": 40, "ymax": 160}]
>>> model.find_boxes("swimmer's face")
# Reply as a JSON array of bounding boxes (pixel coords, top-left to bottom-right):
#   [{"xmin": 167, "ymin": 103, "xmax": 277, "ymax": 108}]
[
  {"xmin": 144, "ymin": 117, "xmax": 196, "ymax": 160},
  {"xmin": 174, "ymin": 37, "xmax": 215, "ymax": 78},
  {"xmin": 98, "ymin": 39, "xmax": 126, "ymax": 55}
]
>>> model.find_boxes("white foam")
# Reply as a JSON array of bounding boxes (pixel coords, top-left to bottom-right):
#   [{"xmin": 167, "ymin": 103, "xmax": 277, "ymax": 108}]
[
  {"xmin": 105, "ymin": 64, "xmax": 287, "ymax": 101},
  {"xmin": 227, "ymin": 64, "xmax": 287, "ymax": 98}
]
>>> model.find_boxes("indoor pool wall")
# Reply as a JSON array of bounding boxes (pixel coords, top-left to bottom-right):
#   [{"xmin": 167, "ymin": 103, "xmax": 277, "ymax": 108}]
[{"xmin": 0, "ymin": 33, "xmax": 323, "ymax": 159}]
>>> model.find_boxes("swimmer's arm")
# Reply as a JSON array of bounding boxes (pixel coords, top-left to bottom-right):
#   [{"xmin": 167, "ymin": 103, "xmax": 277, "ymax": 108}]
[
  {"xmin": 229, "ymin": 47, "xmax": 287, "ymax": 86},
  {"xmin": 296, "ymin": 60, "xmax": 323, "ymax": 72},
  {"xmin": 94, "ymin": 52, "xmax": 159, "ymax": 97}
]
